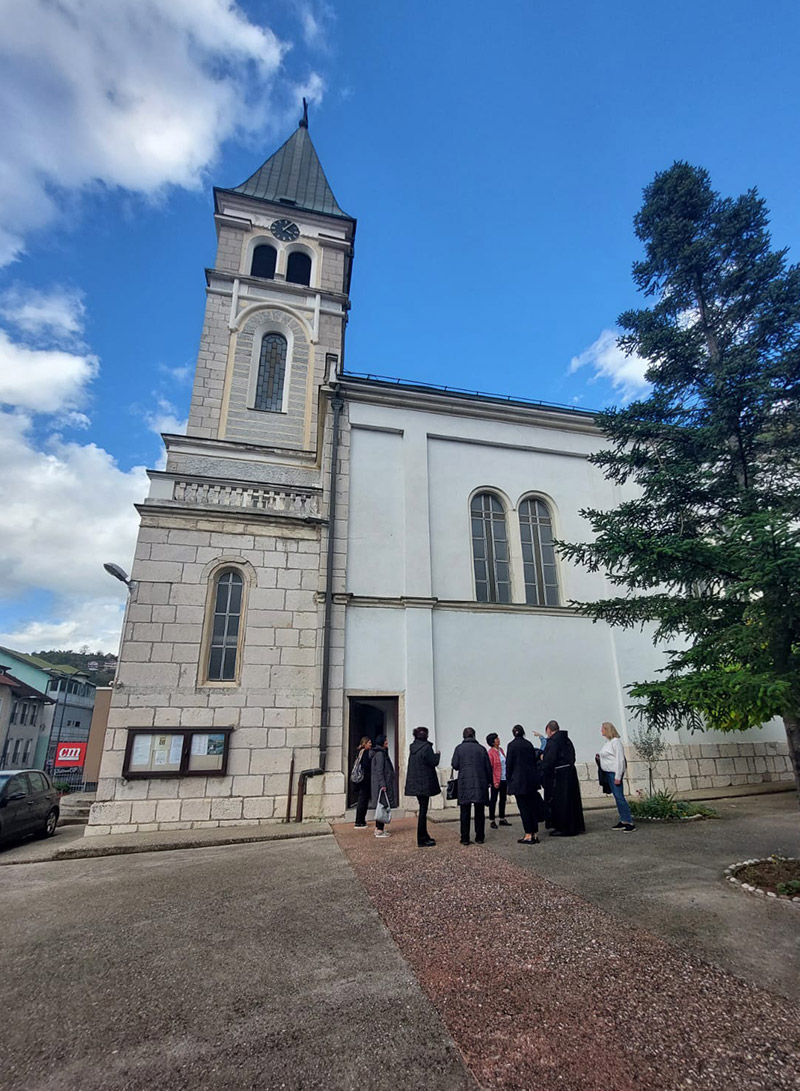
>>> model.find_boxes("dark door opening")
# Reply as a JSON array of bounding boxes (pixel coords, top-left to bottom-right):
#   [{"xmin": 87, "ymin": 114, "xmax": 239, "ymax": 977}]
[{"xmin": 346, "ymin": 696, "xmax": 400, "ymax": 808}]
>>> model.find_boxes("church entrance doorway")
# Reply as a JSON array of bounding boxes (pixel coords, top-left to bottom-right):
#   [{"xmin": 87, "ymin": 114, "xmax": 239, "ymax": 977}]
[{"xmin": 346, "ymin": 696, "xmax": 399, "ymax": 809}]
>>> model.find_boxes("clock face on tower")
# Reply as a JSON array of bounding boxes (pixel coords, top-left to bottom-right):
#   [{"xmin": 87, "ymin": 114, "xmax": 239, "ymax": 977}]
[{"xmin": 270, "ymin": 218, "xmax": 300, "ymax": 242}]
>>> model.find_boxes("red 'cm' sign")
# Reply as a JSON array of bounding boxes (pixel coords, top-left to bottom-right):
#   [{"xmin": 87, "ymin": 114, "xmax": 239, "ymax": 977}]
[{"xmin": 55, "ymin": 743, "xmax": 87, "ymax": 767}]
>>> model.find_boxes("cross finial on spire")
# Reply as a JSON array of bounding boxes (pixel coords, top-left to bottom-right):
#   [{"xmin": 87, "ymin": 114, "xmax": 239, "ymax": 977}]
[{"xmin": 300, "ymin": 97, "xmax": 309, "ymax": 129}]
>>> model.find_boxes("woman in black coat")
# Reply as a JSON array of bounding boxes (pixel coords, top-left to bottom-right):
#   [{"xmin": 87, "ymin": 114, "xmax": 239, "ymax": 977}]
[
  {"xmin": 352, "ymin": 736, "xmax": 373, "ymax": 829},
  {"xmin": 370, "ymin": 734, "xmax": 397, "ymax": 839},
  {"xmin": 505, "ymin": 724, "xmax": 546, "ymax": 844},
  {"xmin": 451, "ymin": 727, "xmax": 492, "ymax": 845},
  {"xmin": 404, "ymin": 726, "xmax": 440, "ymax": 848}
]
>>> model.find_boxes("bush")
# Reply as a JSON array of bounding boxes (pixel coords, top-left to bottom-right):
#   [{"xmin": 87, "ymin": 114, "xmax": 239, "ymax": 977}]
[
  {"xmin": 776, "ymin": 879, "xmax": 800, "ymax": 896},
  {"xmin": 629, "ymin": 790, "xmax": 718, "ymax": 821}
]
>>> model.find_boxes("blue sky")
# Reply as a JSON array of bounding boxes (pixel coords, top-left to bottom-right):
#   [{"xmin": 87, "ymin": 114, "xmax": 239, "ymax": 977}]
[{"xmin": 1, "ymin": 0, "xmax": 799, "ymax": 651}]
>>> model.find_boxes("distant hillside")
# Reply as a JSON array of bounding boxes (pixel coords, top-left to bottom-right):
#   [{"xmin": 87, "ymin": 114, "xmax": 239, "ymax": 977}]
[{"xmin": 33, "ymin": 649, "xmax": 117, "ymax": 687}]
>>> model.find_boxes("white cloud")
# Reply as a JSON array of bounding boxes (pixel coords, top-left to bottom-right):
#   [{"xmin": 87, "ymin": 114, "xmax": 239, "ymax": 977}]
[
  {"xmin": 0, "ymin": 600, "xmax": 128, "ymax": 656},
  {"xmin": 0, "ymin": 412, "xmax": 148, "ymax": 604},
  {"xmin": 0, "ymin": 285, "xmax": 86, "ymax": 343},
  {"xmin": 0, "ymin": 0, "xmax": 324, "ymax": 263},
  {"xmin": 0, "ymin": 329, "xmax": 98, "ymax": 413},
  {"xmin": 569, "ymin": 328, "xmax": 651, "ymax": 402},
  {"xmin": 145, "ymin": 397, "xmax": 188, "ymax": 438}
]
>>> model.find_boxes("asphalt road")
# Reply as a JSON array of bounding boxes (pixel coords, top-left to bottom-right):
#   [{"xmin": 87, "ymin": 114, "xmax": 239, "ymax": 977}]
[
  {"xmin": 0, "ymin": 836, "xmax": 476, "ymax": 1091},
  {"xmin": 480, "ymin": 792, "xmax": 800, "ymax": 1001}
]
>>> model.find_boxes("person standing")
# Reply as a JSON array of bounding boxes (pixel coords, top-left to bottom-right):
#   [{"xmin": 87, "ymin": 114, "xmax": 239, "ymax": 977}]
[
  {"xmin": 451, "ymin": 727, "xmax": 492, "ymax": 845},
  {"xmin": 486, "ymin": 733, "xmax": 512, "ymax": 829},
  {"xmin": 353, "ymin": 736, "xmax": 373, "ymax": 829},
  {"xmin": 404, "ymin": 726, "xmax": 440, "ymax": 847},
  {"xmin": 370, "ymin": 734, "xmax": 397, "ymax": 838},
  {"xmin": 597, "ymin": 722, "xmax": 635, "ymax": 832},
  {"xmin": 541, "ymin": 720, "xmax": 585, "ymax": 837},
  {"xmin": 505, "ymin": 724, "xmax": 545, "ymax": 844}
]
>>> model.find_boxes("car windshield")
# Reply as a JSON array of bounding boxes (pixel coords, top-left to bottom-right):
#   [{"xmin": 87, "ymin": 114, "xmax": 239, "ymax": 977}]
[{"xmin": 0, "ymin": 774, "xmax": 15, "ymax": 795}]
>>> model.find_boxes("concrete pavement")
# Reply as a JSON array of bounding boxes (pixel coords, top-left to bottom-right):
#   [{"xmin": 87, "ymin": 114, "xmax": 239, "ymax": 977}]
[{"xmin": 0, "ymin": 836, "xmax": 476, "ymax": 1091}]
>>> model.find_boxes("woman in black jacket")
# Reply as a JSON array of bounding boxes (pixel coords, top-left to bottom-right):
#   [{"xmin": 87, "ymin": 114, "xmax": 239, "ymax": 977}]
[
  {"xmin": 370, "ymin": 734, "xmax": 397, "ymax": 839},
  {"xmin": 404, "ymin": 726, "xmax": 440, "ymax": 848},
  {"xmin": 353, "ymin": 736, "xmax": 373, "ymax": 829},
  {"xmin": 506, "ymin": 724, "xmax": 545, "ymax": 844}
]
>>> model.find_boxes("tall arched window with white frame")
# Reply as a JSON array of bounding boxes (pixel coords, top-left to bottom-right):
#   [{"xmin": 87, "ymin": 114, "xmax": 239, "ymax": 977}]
[
  {"xmin": 519, "ymin": 497, "xmax": 560, "ymax": 606},
  {"xmin": 470, "ymin": 493, "xmax": 511, "ymax": 603},
  {"xmin": 206, "ymin": 569, "xmax": 244, "ymax": 681},
  {"xmin": 253, "ymin": 332, "xmax": 287, "ymax": 412}
]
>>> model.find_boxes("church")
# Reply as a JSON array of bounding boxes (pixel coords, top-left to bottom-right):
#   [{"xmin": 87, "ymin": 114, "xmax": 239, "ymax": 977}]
[{"xmin": 87, "ymin": 112, "xmax": 792, "ymax": 834}]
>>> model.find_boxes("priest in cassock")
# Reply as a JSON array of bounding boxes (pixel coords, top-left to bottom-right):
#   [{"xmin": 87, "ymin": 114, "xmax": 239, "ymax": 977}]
[{"xmin": 540, "ymin": 720, "xmax": 585, "ymax": 836}]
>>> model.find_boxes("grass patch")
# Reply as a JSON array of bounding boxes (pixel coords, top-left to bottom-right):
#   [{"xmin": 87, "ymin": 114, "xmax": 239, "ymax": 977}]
[{"xmin": 629, "ymin": 790, "xmax": 719, "ymax": 821}]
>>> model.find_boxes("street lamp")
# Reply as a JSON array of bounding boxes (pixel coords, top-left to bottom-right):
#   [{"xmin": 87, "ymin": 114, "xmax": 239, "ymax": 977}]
[{"xmin": 103, "ymin": 562, "xmax": 132, "ymax": 586}]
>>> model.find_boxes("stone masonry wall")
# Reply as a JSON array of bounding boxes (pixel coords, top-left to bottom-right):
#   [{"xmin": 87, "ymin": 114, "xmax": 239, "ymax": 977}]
[{"xmin": 87, "ymin": 512, "xmax": 326, "ymax": 835}]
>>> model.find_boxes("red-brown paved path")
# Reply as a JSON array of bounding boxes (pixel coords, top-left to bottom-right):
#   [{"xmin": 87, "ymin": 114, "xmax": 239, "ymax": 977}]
[{"xmin": 334, "ymin": 817, "xmax": 800, "ymax": 1091}]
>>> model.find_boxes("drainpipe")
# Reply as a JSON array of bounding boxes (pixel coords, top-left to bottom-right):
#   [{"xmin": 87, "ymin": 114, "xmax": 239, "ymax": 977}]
[{"xmin": 296, "ymin": 385, "xmax": 344, "ymax": 820}]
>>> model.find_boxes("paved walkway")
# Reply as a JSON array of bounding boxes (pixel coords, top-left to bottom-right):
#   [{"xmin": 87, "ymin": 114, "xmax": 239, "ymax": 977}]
[
  {"xmin": 0, "ymin": 837, "xmax": 476, "ymax": 1091},
  {"xmin": 334, "ymin": 808, "xmax": 800, "ymax": 1091}
]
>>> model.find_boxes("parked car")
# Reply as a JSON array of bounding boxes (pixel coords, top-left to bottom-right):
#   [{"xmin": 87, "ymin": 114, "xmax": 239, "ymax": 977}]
[{"xmin": 0, "ymin": 770, "xmax": 60, "ymax": 844}]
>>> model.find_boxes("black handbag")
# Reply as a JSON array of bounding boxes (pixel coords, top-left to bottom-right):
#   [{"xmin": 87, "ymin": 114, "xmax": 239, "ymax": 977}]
[
  {"xmin": 595, "ymin": 754, "xmax": 611, "ymax": 794},
  {"xmin": 446, "ymin": 777, "xmax": 458, "ymax": 801}
]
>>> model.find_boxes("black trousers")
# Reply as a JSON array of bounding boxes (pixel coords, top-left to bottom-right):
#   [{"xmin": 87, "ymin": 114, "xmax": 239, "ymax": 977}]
[
  {"xmin": 416, "ymin": 795, "xmax": 430, "ymax": 844},
  {"xmin": 489, "ymin": 780, "xmax": 507, "ymax": 821},
  {"xmin": 516, "ymin": 793, "xmax": 540, "ymax": 836},
  {"xmin": 354, "ymin": 781, "xmax": 371, "ymax": 826},
  {"xmin": 460, "ymin": 803, "xmax": 485, "ymax": 843}
]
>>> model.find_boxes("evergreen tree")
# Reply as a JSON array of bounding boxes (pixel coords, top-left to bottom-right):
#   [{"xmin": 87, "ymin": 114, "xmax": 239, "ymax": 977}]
[{"xmin": 559, "ymin": 162, "xmax": 800, "ymax": 800}]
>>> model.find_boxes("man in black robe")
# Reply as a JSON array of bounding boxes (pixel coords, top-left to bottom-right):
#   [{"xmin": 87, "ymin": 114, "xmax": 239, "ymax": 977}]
[{"xmin": 540, "ymin": 719, "xmax": 585, "ymax": 836}]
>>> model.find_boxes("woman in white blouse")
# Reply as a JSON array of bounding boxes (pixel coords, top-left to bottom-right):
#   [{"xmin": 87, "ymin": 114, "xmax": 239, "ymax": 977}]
[{"xmin": 597, "ymin": 722, "xmax": 635, "ymax": 831}]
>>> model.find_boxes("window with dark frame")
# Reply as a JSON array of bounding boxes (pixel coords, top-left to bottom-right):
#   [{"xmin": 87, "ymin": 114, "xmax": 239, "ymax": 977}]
[
  {"xmin": 286, "ymin": 251, "xmax": 311, "ymax": 285},
  {"xmin": 470, "ymin": 493, "xmax": 512, "ymax": 603},
  {"xmin": 253, "ymin": 332, "xmax": 287, "ymax": 412},
  {"xmin": 207, "ymin": 569, "xmax": 244, "ymax": 682},
  {"xmin": 519, "ymin": 497, "xmax": 560, "ymax": 606},
  {"xmin": 123, "ymin": 729, "xmax": 233, "ymax": 778},
  {"xmin": 250, "ymin": 243, "xmax": 277, "ymax": 279}
]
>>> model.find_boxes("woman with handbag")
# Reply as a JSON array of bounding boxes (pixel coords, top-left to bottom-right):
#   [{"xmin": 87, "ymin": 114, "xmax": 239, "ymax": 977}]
[
  {"xmin": 506, "ymin": 724, "xmax": 545, "ymax": 844},
  {"xmin": 352, "ymin": 736, "xmax": 373, "ymax": 829},
  {"xmin": 404, "ymin": 726, "xmax": 440, "ymax": 847},
  {"xmin": 370, "ymin": 734, "xmax": 397, "ymax": 839}
]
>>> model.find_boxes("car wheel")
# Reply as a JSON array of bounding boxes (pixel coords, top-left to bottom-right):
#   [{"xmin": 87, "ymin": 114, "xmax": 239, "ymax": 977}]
[{"xmin": 38, "ymin": 809, "xmax": 59, "ymax": 839}]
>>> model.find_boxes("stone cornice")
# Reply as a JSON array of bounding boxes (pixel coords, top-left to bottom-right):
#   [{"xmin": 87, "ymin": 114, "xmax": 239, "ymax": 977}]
[{"xmin": 330, "ymin": 593, "xmax": 579, "ymax": 618}]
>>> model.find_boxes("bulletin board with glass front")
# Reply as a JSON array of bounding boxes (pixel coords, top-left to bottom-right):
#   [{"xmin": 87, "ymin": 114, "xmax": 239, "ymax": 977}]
[{"xmin": 122, "ymin": 728, "xmax": 232, "ymax": 778}]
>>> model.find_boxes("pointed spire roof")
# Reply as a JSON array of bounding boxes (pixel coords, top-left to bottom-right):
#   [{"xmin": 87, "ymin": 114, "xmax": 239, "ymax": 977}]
[{"xmin": 225, "ymin": 104, "xmax": 350, "ymax": 220}]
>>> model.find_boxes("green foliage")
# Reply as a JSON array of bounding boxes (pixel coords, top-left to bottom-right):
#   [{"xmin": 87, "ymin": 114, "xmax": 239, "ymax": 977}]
[
  {"xmin": 629, "ymin": 790, "xmax": 718, "ymax": 821},
  {"xmin": 558, "ymin": 162, "xmax": 800, "ymax": 754},
  {"xmin": 776, "ymin": 879, "xmax": 800, "ymax": 896},
  {"xmin": 34, "ymin": 649, "xmax": 117, "ymax": 686}
]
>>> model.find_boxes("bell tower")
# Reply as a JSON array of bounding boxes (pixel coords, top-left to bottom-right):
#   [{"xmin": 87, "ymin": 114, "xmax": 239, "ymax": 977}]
[
  {"xmin": 88, "ymin": 107, "xmax": 355, "ymax": 835},
  {"xmin": 186, "ymin": 102, "xmax": 355, "ymax": 451}
]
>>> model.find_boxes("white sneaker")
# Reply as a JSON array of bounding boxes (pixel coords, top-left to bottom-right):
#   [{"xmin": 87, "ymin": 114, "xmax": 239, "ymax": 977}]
[{"xmin": 374, "ymin": 830, "xmax": 390, "ymax": 838}]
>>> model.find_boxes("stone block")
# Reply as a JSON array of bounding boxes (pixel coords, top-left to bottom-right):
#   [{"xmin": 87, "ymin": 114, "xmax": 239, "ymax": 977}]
[
  {"xmin": 113, "ymin": 778, "xmax": 150, "ymax": 800},
  {"xmin": 211, "ymin": 797, "xmax": 243, "ymax": 820},
  {"xmin": 263, "ymin": 708, "xmax": 296, "ymax": 728},
  {"xmin": 226, "ymin": 748, "xmax": 252, "ymax": 776},
  {"xmin": 205, "ymin": 777, "xmax": 233, "ymax": 798},
  {"xmin": 149, "ymin": 544, "xmax": 199, "ymax": 563},
  {"xmin": 180, "ymin": 707, "xmax": 215, "ymax": 727},
  {"xmin": 213, "ymin": 707, "xmax": 240, "ymax": 727},
  {"xmin": 239, "ymin": 707, "xmax": 264, "ymax": 727},
  {"xmin": 90, "ymin": 801, "xmax": 132, "ymax": 825},
  {"xmin": 84, "ymin": 824, "xmax": 111, "ymax": 836},
  {"xmin": 715, "ymin": 757, "xmax": 735, "ymax": 774},
  {"xmin": 243, "ymin": 796, "xmax": 274, "ymax": 820},
  {"xmin": 247, "ymin": 627, "xmax": 276, "ymax": 646},
  {"xmin": 155, "ymin": 800, "xmax": 182, "ymax": 823},
  {"xmin": 280, "ymin": 647, "xmax": 316, "ymax": 667},
  {"xmin": 233, "ymin": 774, "xmax": 264, "ymax": 796},
  {"xmin": 146, "ymin": 779, "xmax": 180, "ymax": 799},
  {"xmin": 131, "ymin": 801, "xmax": 158, "ymax": 824},
  {"xmin": 117, "ymin": 663, "xmax": 180, "ymax": 688},
  {"xmin": 244, "ymin": 646, "xmax": 281, "ymax": 665},
  {"xmin": 711, "ymin": 774, "xmax": 731, "ymax": 787},
  {"xmin": 675, "ymin": 778, "xmax": 692, "ymax": 793},
  {"xmin": 668, "ymin": 759, "xmax": 690, "ymax": 778},
  {"xmin": 180, "ymin": 799, "xmax": 211, "ymax": 822},
  {"xmin": 178, "ymin": 777, "xmax": 208, "ymax": 798},
  {"xmin": 286, "ymin": 727, "xmax": 312, "ymax": 748},
  {"xmin": 697, "ymin": 758, "xmax": 716, "ymax": 776},
  {"xmin": 231, "ymin": 728, "xmax": 267, "ymax": 748},
  {"xmin": 267, "ymin": 729, "xmax": 287, "ymax": 748},
  {"xmin": 153, "ymin": 707, "xmax": 182, "ymax": 727}
]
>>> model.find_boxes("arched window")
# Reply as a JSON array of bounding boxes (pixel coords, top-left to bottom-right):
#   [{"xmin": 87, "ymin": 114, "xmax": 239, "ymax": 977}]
[
  {"xmin": 470, "ymin": 493, "xmax": 511, "ymax": 603},
  {"xmin": 254, "ymin": 332, "xmax": 287, "ymax": 412},
  {"xmin": 207, "ymin": 569, "xmax": 244, "ymax": 681},
  {"xmin": 251, "ymin": 244, "xmax": 276, "ymax": 279},
  {"xmin": 286, "ymin": 251, "xmax": 311, "ymax": 286},
  {"xmin": 519, "ymin": 498, "xmax": 559, "ymax": 606}
]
